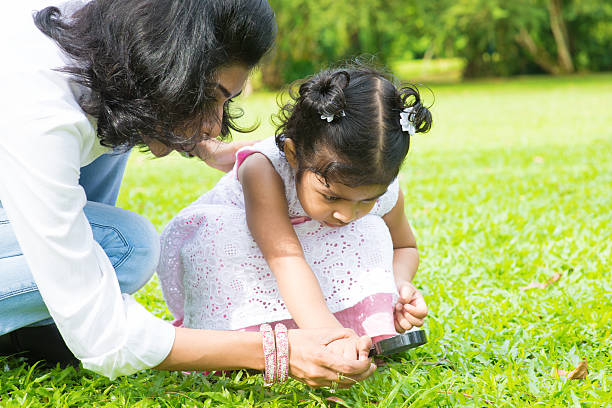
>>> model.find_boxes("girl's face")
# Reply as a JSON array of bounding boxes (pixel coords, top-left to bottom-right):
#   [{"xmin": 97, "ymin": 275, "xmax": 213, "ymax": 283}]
[
  {"xmin": 296, "ymin": 171, "xmax": 388, "ymax": 227},
  {"xmin": 145, "ymin": 64, "xmax": 249, "ymax": 157}
]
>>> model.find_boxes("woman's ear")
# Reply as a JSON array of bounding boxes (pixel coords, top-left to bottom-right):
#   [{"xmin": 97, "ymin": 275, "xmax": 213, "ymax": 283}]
[{"xmin": 283, "ymin": 138, "xmax": 298, "ymax": 169}]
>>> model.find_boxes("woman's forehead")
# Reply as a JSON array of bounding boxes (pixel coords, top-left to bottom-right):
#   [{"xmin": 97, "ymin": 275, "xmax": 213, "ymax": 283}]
[{"xmin": 215, "ymin": 64, "xmax": 249, "ymax": 98}]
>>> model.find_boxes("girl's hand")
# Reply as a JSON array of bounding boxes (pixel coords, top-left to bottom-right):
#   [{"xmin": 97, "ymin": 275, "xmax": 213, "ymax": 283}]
[
  {"xmin": 288, "ymin": 328, "xmax": 376, "ymax": 389},
  {"xmin": 394, "ymin": 281, "xmax": 428, "ymax": 333},
  {"xmin": 195, "ymin": 139, "xmax": 257, "ymax": 172}
]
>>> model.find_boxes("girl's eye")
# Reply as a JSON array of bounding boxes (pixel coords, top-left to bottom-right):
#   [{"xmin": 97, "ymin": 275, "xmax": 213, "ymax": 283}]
[{"xmin": 323, "ymin": 194, "xmax": 339, "ymax": 201}]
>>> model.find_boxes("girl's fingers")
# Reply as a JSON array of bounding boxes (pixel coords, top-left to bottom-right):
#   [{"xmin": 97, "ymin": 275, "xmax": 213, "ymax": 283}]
[
  {"xmin": 404, "ymin": 312, "xmax": 424, "ymax": 327},
  {"xmin": 394, "ymin": 318, "xmax": 405, "ymax": 333},
  {"xmin": 396, "ymin": 313, "xmax": 413, "ymax": 331},
  {"xmin": 403, "ymin": 298, "xmax": 428, "ymax": 318},
  {"xmin": 400, "ymin": 284, "xmax": 416, "ymax": 301}
]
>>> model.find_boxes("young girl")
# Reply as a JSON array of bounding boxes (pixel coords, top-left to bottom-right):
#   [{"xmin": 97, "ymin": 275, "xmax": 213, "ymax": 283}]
[{"xmin": 158, "ymin": 64, "xmax": 432, "ymax": 351}]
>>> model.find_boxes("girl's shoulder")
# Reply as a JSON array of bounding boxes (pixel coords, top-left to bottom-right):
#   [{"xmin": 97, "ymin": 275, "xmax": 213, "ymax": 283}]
[
  {"xmin": 371, "ymin": 178, "xmax": 400, "ymax": 217},
  {"xmin": 236, "ymin": 136, "xmax": 306, "ymax": 217},
  {"xmin": 236, "ymin": 136, "xmax": 291, "ymax": 180}
]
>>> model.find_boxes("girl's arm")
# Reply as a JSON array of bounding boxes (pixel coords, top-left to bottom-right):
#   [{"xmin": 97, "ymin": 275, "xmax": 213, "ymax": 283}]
[
  {"xmin": 238, "ymin": 153, "xmax": 342, "ymax": 329},
  {"xmin": 382, "ymin": 188, "xmax": 428, "ymax": 331}
]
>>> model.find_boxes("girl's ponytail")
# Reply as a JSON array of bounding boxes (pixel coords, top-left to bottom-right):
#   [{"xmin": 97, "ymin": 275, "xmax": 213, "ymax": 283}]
[
  {"xmin": 399, "ymin": 86, "xmax": 433, "ymax": 134},
  {"xmin": 300, "ymin": 71, "xmax": 350, "ymax": 119}
]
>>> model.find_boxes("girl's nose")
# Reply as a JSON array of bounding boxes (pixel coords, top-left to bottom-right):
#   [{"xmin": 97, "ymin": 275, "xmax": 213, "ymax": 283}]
[{"xmin": 333, "ymin": 205, "xmax": 357, "ymax": 224}]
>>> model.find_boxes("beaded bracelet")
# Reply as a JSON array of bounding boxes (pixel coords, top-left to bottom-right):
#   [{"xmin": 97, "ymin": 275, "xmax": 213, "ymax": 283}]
[
  {"xmin": 260, "ymin": 324, "xmax": 276, "ymax": 386},
  {"xmin": 274, "ymin": 323, "xmax": 289, "ymax": 383}
]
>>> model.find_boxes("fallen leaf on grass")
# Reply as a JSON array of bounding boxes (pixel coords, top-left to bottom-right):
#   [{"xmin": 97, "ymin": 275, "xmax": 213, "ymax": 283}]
[
  {"xmin": 520, "ymin": 272, "xmax": 561, "ymax": 291},
  {"xmin": 299, "ymin": 396, "xmax": 351, "ymax": 407},
  {"xmin": 326, "ymin": 396, "xmax": 351, "ymax": 407},
  {"xmin": 554, "ymin": 359, "xmax": 588, "ymax": 380}
]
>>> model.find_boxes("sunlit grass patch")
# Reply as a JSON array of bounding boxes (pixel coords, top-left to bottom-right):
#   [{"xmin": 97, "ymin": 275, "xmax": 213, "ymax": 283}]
[{"xmin": 2, "ymin": 74, "xmax": 610, "ymax": 407}]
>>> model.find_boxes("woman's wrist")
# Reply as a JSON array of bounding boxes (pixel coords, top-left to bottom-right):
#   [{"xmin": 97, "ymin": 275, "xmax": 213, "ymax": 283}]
[{"xmin": 156, "ymin": 327, "xmax": 265, "ymax": 372}]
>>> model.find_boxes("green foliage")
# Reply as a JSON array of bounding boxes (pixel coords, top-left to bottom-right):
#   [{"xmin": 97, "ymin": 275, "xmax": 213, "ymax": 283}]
[
  {"xmin": 263, "ymin": 0, "xmax": 612, "ymax": 83},
  {"xmin": 263, "ymin": 0, "xmax": 433, "ymax": 85},
  {"xmin": 1, "ymin": 74, "xmax": 611, "ymax": 406}
]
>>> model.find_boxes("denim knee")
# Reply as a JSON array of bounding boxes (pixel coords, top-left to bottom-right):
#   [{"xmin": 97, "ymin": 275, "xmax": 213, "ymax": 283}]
[{"xmin": 85, "ymin": 203, "xmax": 159, "ymax": 294}]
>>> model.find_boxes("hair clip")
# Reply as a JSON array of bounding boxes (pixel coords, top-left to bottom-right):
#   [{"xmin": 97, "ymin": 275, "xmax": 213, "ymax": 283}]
[
  {"xmin": 320, "ymin": 110, "xmax": 346, "ymax": 123},
  {"xmin": 399, "ymin": 107, "xmax": 416, "ymax": 136}
]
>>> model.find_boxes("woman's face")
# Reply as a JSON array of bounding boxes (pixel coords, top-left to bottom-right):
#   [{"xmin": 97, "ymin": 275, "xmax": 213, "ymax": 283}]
[{"xmin": 146, "ymin": 64, "xmax": 249, "ymax": 157}]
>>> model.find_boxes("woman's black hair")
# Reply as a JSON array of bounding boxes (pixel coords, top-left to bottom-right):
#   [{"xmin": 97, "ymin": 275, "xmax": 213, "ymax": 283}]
[
  {"xmin": 275, "ymin": 62, "xmax": 432, "ymax": 187},
  {"xmin": 34, "ymin": 0, "xmax": 276, "ymax": 150}
]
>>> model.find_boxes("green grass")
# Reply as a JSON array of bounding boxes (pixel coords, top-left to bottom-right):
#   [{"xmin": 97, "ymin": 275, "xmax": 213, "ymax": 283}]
[
  {"xmin": 391, "ymin": 58, "xmax": 466, "ymax": 84},
  {"xmin": 2, "ymin": 73, "xmax": 611, "ymax": 407}
]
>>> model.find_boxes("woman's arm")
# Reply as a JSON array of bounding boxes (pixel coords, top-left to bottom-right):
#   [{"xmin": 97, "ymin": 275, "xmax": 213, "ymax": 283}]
[
  {"xmin": 382, "ymin": 188, "xmax": 428, "ymax": 332},
  {"xmin": 156, "ymin": 326, "xmax": 376, "ymax": 388},
  {"xmin": 194, "ymin": 139, "xmax": 257, "ymax": 172},
  {"xmin": 238, "ymin": 153, "xmax": 341, "ymax": 329},
  {"xmin": 0, "ymin": 21, "xmax": 176, "ymax": 378}
]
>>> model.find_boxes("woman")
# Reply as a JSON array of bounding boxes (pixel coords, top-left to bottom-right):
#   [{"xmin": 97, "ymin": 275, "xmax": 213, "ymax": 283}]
[{"xmin": 0, "ymin": 0, "xmax": 375, "ymax": 388}]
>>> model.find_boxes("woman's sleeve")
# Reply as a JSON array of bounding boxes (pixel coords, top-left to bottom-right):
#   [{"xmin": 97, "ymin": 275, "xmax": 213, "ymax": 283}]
[{"xmin": 0, "ymin": 69, "xmax": 175, "ymax": 380}]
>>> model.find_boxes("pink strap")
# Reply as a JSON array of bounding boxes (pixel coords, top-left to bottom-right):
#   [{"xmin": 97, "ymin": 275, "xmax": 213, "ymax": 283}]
[
  {"xmin": 235, "ymin": 149, "xmax": 258, "ymax": 180},
  {"xmin": 260, "ymin": 323, "xmax": 276, "ymax": 386},
  {"xmin": 274, "ymin": 323, "xmax": 289, "ymax": 383},
  {"xmin": 290, "ymin": 216, "xmax": 311, "ymax": 225}
]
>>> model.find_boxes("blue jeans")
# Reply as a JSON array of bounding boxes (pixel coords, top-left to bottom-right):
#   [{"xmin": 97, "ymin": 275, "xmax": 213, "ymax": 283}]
[{"xmin": 0, "ymin": 152, "xmax": 159, "ymax": 335}]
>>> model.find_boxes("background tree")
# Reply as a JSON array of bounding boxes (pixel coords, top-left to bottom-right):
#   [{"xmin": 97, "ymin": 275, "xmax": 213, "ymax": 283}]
[{"xmin": 262, "ymin": 0, "xmax": 612, "ymax": 86}]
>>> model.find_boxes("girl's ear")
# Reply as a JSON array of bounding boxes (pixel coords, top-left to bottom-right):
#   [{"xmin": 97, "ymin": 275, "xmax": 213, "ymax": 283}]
[{"xmin": 283, "ymin": 138, "xmax": 298, "ymax": 169}]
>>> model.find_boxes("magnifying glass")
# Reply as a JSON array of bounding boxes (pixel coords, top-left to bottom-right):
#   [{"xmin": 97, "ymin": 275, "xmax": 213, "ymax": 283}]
[{"xmin": 368, "ymin": 329, "xmax": 427, "ymax": 357}]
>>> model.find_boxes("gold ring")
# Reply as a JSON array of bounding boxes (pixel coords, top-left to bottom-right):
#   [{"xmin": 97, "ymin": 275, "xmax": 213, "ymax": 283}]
[{"xmin": 330, "ymin": 380, "xmax": 338, "ymax": 393}]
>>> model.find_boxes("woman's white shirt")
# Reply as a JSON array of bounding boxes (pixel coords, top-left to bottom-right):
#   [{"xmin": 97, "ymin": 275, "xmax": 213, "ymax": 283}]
[{"xmin": 0, "ymin": 1, "xmax": 175, "ymax": 379}]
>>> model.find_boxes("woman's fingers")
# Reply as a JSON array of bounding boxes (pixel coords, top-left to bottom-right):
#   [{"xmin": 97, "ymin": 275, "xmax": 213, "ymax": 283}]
[
  {"xmin": 356, "ymin": 335, "xmax": 372, "ymax": 360},
  {"xmin": 336, "ymin": 363, "xmax": 377, "ymax": 388},
  {"xmin": 287, "ymin": 329, "xmax": 375, "ymax": 388},
  {"xmin": 318, "ymin": 328, "xmax": 357, "ymax": 346}
]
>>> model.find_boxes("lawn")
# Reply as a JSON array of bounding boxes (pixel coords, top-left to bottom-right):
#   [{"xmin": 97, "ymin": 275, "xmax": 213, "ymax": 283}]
[{"xmin": 1, "ymin": 73, "xmax": 611, "ymax": 407}]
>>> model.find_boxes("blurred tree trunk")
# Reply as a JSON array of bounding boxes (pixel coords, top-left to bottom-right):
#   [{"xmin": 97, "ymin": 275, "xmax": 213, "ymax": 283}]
[
  {"xmin": 516, "ymin": 28, "xmax": 561, "ymax": 74},
  {"xmin": 548, "ymin": 0, "xmax": 574, "ymax": 73},
  {"xmin": 515, "ymin": 0, "xmax": 574, "ymax": 74}
]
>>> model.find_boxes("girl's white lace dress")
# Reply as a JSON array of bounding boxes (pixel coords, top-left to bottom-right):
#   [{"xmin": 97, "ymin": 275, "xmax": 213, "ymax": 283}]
[{"xmin": 158, "ymin": 137, "xmax": 399, "ymax": 337}]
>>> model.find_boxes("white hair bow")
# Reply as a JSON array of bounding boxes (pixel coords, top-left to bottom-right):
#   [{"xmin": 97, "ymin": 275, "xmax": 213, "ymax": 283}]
[
  {"xmin": 399, "ymin": 107, "xmax": 416, "ymax": 136},
  {"xmin": 320, "ymin": 110, "xmax": 346, "ymax": 122}
]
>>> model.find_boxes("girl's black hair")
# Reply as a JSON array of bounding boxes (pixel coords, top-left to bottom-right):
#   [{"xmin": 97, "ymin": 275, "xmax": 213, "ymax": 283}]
[
  {"xmin": 275, "ymin": 62, "xmax": 432, "ymax": 187},
  {"xmin": 34, "ymin": 0, "xmax": 276, "ymax": 150}
]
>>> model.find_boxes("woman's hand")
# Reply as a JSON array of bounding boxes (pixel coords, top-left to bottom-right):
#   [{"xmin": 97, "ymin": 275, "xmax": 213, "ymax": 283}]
[
  {"xmin": 325, "ymin": 336, "xmax": 362, "ymax": 361},
  {"xmin": 195, "ymin": 139, "xmax": 256, "ymax": 172},
  {"xmin": 288, "ymin": 328, "xmax": 376, "ymax": 389},
  {"xmin": 394, "ymin": 281, "xmax": 428, "ymax": 333}
]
